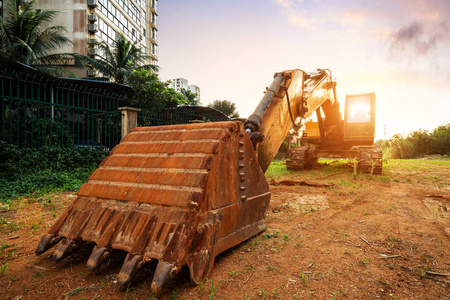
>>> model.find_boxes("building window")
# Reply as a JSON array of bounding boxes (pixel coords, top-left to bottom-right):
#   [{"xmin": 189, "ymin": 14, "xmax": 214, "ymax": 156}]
[
  {"xmin": 97, "ymin": 0, "xmax": 141, "ymax": 44},
  {"xmin": 97, "ymin": 18, "xmax": 117, "ymax": 46},
  {"xmin": 142, "ymin": 9, "xmax": 146, "ymax": 23}
]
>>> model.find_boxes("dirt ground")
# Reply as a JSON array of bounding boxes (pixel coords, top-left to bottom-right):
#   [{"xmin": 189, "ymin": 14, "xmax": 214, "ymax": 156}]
[{"xmin": 1, "ymin": 159, "xmax": 449, "ymax": 300}]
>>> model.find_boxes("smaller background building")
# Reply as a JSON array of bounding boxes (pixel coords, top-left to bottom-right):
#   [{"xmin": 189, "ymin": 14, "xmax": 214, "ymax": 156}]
[{"xmin": 170, "ymin": 78, "xmax": 201, "ymax": 102}]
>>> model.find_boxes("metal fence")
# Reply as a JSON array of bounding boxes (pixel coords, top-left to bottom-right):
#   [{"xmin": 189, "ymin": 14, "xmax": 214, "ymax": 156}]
[
  {"xmin": 1, "ymin": 63, "xmax": 230, "ymax": 151},
  {"xmin": 138, "ymin": 102, "xmax": 229, "ymax": 127},
  {"xmin": 0, "ymin": 65, "xmax": 124, "ymax": 149}
]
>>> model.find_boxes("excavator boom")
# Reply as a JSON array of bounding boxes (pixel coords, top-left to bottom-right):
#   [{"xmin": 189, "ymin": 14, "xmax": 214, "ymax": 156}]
[{"xmin": 245, "ymin": 69, "xmax": 338, "ymax": 172}]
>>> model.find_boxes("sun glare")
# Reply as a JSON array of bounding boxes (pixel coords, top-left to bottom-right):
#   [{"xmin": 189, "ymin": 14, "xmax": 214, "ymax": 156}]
[{"xmin": 349, "ymin": 103, "xmax": 370, "ymax": 122}]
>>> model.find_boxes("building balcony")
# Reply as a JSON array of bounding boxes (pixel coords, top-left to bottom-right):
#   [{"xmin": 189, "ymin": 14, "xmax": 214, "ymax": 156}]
[
  {"xmin": 151, "ymin": 0, "xmax": 158, "ymax": 11},
  {"xmin": 149, "ymin": 53, "xmax": 158, "ymax": 61},
  {"xmin": 150, "ymin": 37, "xmax": 158, "ymax": 46}
]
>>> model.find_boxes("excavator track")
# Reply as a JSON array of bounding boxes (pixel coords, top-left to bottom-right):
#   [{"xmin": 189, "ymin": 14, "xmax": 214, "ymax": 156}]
[
  {"xmin": 359, "ymin": 148, "xmax": 383, "ymax": 174},
  {"xmin": 36, "ymin": 121, "xmax": 270, "ymax": 294},
  {"xmin": 287, "ymin": 146, "xmax": 383, "ymax": 174},
  {"xmin": 286, "ymin": 146, "xmax": 317, "ymax": 171}
]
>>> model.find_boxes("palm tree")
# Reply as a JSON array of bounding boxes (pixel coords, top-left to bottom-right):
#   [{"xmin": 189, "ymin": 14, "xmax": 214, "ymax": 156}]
[
  {"xmin": 180, "ymin": 88, "xmax": 200, "ymax": 106},
  {"xmin": 0, "ymin": 0, "xmax": 84, "ymax": 76},
  {"xmin": 86, "ymin": 33, "xmax": 158, "ymax": 84}
]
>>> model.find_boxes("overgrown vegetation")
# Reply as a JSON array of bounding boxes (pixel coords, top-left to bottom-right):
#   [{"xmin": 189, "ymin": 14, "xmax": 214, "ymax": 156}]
[
  {"xmin": 381, "ymin": 124, "xmax": 450, "ymax": 159},
  {"xmin": 207, "ymin": 100, "xmax": 240, "ymax": 118},
  {"xmin": 1, "ymin": 105, "xmax": 75, "ymax": 148},
  {"xmin": 128, "ymin": 69, "xmax": 199, "ymax": 107},
  {"xmin": 0, "ymin": 141, "xmax": 108, "ymax": 202},
  {"xmin": 83, "ymin": 33, "xmax": 157, "ymax": 84}
]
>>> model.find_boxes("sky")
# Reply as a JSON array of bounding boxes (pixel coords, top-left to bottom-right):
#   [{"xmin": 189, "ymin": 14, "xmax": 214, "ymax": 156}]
[{"xmin": 157, "ymin": 0, "xmax": 450, "ymax": 140}]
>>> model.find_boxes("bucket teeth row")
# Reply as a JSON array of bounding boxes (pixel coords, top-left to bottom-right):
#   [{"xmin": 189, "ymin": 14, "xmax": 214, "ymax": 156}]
[
  {"xmin": 118, "ymin": 253, "xmax": 145, "ymax": 286},
  {"xmin": 36, "ymin": 235, "xmax": 178, "ymax": 293},
  {"xmin": 35, "ymin": 233, "xmax": 62, "ymax": 255},
  {"xmin": 52, "ymin": 238, "xmax": 79, "ymax": 262},
  {"xmin": 151, "ymin": 261, "xmax": 179, "ymax": 295},
  {"xmin": 87, "ymin": 246, "xmax": 111, "ymax": 272}
]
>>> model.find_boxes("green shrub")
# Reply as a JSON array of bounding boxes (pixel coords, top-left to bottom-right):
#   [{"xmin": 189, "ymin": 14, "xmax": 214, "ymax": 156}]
[
  {"xmin": 1, "ymin": 103, "xmax": 74, "ymax": 148},
  {"xmin": 382, "ymin": 124, "xmax": 450, "ymax": 159},
  {"xmin": 0, "ymin": 141, "xmax": 108, "ymax": 202}
]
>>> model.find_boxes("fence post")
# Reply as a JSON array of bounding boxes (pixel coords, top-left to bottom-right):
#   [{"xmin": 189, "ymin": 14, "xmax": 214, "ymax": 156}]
[{"xmin": 119, "ymin": 107, "xmax": 141, "ymax": 139}]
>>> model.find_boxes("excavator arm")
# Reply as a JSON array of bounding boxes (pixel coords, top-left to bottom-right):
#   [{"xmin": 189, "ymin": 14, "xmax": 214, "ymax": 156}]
[{"xmin": 244, "ymin": 69, "xmax": 338, "ymax": 172}]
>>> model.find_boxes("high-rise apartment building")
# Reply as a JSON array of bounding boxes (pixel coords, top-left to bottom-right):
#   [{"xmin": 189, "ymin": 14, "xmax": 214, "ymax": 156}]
[
  {"xmin": 0, "ymin": 0, "xmax": 158, "ymax": 77},
  {"xmin": 171, "ymin": 78, "xmax": 189, "ymax": 91},
  {"xmin": 171, "ymin": 78, "xmax": 201, "ymax": 103}
]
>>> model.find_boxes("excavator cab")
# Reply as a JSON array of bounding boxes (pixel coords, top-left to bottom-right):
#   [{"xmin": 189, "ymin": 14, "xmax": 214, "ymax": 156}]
[
  {"xmin": 301, "ymin": 92, "xmax": 376, "ymax": 146},
  {"xmin": 343, "ymin": 92, "xmax": 376, "ymax": 144}
]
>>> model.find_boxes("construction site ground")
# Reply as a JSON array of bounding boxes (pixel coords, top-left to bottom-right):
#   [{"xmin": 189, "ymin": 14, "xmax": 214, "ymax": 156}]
[{"xmin": 1, "ymin": 158, "xmax": 449, "ymax": 300}]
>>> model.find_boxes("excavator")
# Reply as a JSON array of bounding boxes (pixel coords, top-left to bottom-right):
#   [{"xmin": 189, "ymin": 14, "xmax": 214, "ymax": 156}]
[
  {"xmin": 35, "ymin": 68, "xmax": 363, "ymax": 294},
  {"xmin": 286, "ymin": 89, "xmax": 382, "ymax": 174}
]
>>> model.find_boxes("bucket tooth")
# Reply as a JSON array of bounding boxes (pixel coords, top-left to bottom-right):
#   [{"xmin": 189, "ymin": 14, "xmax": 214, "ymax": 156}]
[
  {"xmin": 52, "ymin": 238, "xmax": 79, "ymax": 262},
  {"xmin": 35, "ymin": 234, "xmax": 62, "ymax": 255},
  {"xmin": 87, "ymin": 246, "xmax": 111, "ymax": 272},
  {"xmin": 151, "ymin": 261, "xmax": 179, "ymax": 295},
  {"xmin": 117, "ymin": 253, "xmax": 144, "ymax": 285}
]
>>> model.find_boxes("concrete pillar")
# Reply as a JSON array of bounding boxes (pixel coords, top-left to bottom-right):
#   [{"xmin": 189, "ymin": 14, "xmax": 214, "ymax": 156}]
[{"xmin": 119, "ymin": 107, "xmax": 141, "ymax": 139}]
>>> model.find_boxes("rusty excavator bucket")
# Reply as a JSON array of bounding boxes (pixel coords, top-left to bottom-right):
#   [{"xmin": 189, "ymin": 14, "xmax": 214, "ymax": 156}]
[{"xmin": 35, "ymin": 121, "xmax": 270, "ymax": 294}]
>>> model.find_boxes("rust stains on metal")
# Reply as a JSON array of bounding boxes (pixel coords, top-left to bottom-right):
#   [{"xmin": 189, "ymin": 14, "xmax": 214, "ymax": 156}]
[{"xmin": 36, "ymin": 121, "xmax": 270, "ymax": 294}]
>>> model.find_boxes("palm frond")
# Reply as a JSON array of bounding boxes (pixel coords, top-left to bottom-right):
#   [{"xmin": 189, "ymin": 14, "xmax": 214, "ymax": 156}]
[{"xmin": 0, "ymin": 0, "xmax": 75, "ymax": 72}]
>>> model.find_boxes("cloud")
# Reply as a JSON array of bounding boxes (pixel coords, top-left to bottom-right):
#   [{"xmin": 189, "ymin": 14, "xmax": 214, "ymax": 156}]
[
  {"xmin": 274, "ymin": 0, "xmax": 316, "ymax": 28},
  {"xmin": 273, "ymin": 0, "xmax": 384, "ymax": 33},
  {"xmin": 275, "ymin": 0, "xmax": 294, "ymax": 9},
  {"xmin": 394, "ymin": 22, "xmax": 423, "ymax": 41},
  {"xmin": 273, "ymin": 0, "xmax": 450, "ymax": 64},
  {"xmin": 389, "ymin": 21, "xmax": 448, "ymax": 57}
]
